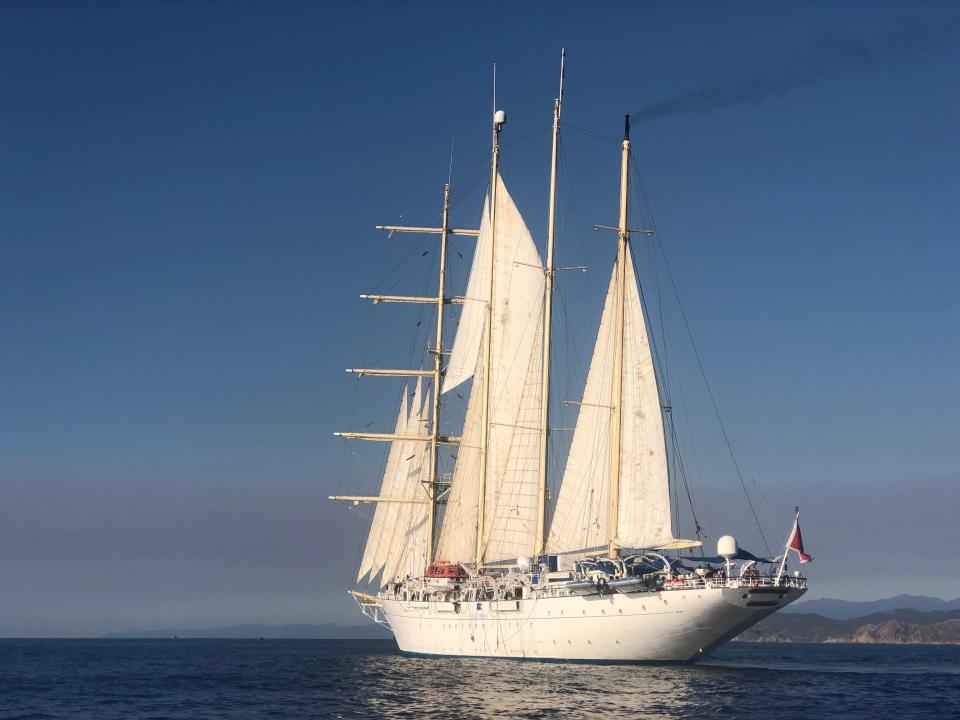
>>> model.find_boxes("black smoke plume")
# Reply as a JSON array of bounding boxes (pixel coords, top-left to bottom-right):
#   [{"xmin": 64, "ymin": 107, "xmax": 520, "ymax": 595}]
[{"xmin": 631, "ymin": 17, "xmax": 960, "ymax": 124}]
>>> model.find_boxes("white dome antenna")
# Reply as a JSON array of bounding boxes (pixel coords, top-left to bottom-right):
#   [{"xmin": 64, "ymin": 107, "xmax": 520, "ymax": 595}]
[
  {"xmin": 717, "ymin": 535, "xmax": 738, "ymax": 576},
  {"xmin": 494, "ymin": 109, "xmax": 506, "ymax": 129}
]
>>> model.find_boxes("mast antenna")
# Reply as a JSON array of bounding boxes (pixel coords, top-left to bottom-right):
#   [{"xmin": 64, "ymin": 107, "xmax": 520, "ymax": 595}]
[{"xmin": 447, "ymin": 136, "xmax": 455, "ymax": 187}]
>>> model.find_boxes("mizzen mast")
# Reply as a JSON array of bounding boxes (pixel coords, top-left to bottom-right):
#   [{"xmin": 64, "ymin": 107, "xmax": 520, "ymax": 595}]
[
  {"xmin": 608, "ymin": 115, "xmax": 631, "ymax": 559},
  {"xmin": 534, "ymin": 49, "xmax": 564, "ymax": 558}
]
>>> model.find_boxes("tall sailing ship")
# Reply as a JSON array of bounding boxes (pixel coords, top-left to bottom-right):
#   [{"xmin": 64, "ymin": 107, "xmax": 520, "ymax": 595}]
[{"xmin": 331, "ymin": 56, "xmax": 810, "ymax": 662}]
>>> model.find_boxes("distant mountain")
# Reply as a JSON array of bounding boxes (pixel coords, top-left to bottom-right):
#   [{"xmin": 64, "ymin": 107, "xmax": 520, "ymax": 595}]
[
  {"xmin": 738, "ymin": 608, "xmax": 960, "ymax": 644},
  {"xmin": 102, "ymin": 623, "xmax": 392, "ymax": 640},
  {"xmin": 784, "ymin": 594, "xmax": 960, "ymax": 620}
]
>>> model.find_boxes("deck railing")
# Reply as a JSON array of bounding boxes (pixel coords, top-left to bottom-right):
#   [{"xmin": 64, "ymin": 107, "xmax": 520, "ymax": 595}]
[{"xmin": 661, "ymin": 575, "xmax": 807, "ymax": 591}]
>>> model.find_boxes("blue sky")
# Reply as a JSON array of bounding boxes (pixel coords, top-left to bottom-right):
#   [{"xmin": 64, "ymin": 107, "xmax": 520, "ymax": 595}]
[{"xmin": 1, "ymin": 2, "xmax": 958, "ymax": 636}]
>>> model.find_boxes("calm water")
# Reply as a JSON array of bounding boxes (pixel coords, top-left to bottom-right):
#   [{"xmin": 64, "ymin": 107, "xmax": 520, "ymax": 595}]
[{"xmin": 2, "ymin": 639, "xmax": 958, "ymax": 719}]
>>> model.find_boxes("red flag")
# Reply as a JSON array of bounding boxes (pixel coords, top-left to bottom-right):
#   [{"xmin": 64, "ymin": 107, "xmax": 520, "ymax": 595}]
[{"xmin": 787, "ymin": 519, "xmax": 813, "ymax": 563}]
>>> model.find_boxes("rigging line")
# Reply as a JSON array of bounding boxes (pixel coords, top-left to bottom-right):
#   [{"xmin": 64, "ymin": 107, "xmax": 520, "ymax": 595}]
[
  {"xmin": 751, "ymin": 474, "xmax": 780, "ymax": 544},
  {"xmin": 554, "ymin": 270, "xmax": 588, "ymax": 394},
  {"xmin": 500, "ymin": 122, "xmax": 551, "ymax": 149},
  {"xmin": 556, "ymin": 137, "xmax": 596, "ymax": 357},
  {"xmin": 668, "ymin": 412, "xmax": 704, "ymax": 541},
  {"xmin": 652, "ymin": 227, "xmax": 771, "ymax": 555},
  {"xmin": 558, "ymin": 136, "xmax": 595, "ymax": 320},
  {"xmin": 672, "ymin": 361, "xmax": 714, "ymax": 537},
  {"xmin": 373, "ymin": 232, "xmax": 432, "ymax": 295},
  {"xmin": 630, "ymin": 158, "xmax": 671, "ymax": 401},
  {"xmin": 403, "ymin": 244, "xmax": 437, "ymax": 369},
  {"xmin": 449, "ymin": 152, "xmax": 492, "ymax": 204},
  {"xmin": 671, "ymin": 414, "xmax": 680, "ymax": 534},
  {"xmin": 563, "ymin": 130, "xmax": 616, "ymax": 220},
  {"xmin": 564, "ymin": 123, "xmax": 621, "ymax": 143},
  {"xmin": 396, "ymin": 138, "xmax": 484, "ymax": 223}
]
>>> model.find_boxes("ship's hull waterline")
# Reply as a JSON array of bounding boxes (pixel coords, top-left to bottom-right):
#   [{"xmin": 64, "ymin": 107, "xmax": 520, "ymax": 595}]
[{"xmin": 380, "ymin": 585, "xmax": 806, "ymax": 663}]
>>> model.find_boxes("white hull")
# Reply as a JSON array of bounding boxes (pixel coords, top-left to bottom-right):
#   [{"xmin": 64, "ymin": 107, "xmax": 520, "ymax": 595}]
[{"xmin": 380, "ymin": 584, "xmax": 805, "ymax": 663}]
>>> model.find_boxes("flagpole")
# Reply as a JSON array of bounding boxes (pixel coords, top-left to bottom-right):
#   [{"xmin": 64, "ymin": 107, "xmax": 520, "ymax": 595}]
[{"xmin": 775, "ymin": 507, "xmax": 800, "ymax": 584}]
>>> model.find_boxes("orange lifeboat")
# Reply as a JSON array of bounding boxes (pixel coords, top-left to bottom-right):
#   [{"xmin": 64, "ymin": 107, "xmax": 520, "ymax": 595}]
[{"xmin": 426, "ymin": 561, "xmax": 468, "ymax": 579}]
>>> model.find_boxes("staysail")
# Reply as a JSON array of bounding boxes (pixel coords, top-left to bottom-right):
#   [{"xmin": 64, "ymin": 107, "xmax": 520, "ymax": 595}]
[
  {"xmin": 436, "ymin": 174, "xmax": 545, "ymax": 563},
  {"xmin": 442, "ymin": 195, "xmax": 490, "ymax": 395},
  {"xmin": 547, "ymin": 244, "xmax": 673, "ymax": 554}
]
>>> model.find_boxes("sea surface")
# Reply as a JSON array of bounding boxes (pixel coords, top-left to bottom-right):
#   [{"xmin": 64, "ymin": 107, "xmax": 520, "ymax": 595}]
[{"xmin": 1, "ymin": 639, "xmax": 958, "ymax": 719}]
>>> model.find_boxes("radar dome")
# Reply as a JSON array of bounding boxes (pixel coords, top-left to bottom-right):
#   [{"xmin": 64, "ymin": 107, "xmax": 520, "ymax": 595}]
[{"xmin": 717, "ymin": 535, "xmax": 738, "ymax": 560}]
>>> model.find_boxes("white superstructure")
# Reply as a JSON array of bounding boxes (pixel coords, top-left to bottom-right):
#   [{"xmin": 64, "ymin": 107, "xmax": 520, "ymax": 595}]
[{"xmin": 332, "ymin": 53, "xmax": 808, "ymax": 663}]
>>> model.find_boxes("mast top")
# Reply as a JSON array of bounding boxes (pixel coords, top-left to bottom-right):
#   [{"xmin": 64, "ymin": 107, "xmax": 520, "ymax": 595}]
[
  {"xmin": 623, "ymin": 114, "xmax": 631, "ymax": 141},
  {"xmin": 557, "ymin": 49, "xmax": 565, "ymax": 114}
]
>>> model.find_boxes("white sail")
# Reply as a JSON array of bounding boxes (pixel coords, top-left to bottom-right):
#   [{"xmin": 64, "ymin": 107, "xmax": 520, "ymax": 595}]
[
  {"xmin": 482, "ymin": 312, "xmax": 543, "ymax": 562},
  {"xmin": 442, "ymin": 196, "xmax": 491, "ymax": 394},
  {"xmin": 382, "ymin": 378, "xmax": 431, "ymax": 581},
  {"xmin": 547, "ymin": 245, "xmax": 672, "ymax": 554},
  {"xmin": 437, "ymin": 174, "xmax": 545, "ymax": 563},
  {"xmin": 616, "ymin": 250, "xmax": 672, "ymax": 548},
  {"xmin": 435, "ymin": 354, "xmax": 484, "ymax": 562},
  {"xmin": 357, "ymin": 386, "xmax": 409, "ymax": 582}
]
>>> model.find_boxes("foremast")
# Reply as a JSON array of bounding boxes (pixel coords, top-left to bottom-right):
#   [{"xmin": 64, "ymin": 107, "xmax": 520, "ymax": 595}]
[
  {"xmin": 332, "ymin": 189, "xmax": 480, "ymax": 571},
  {"xmin": 428, "ymin": 184, "xmax": 452, "ymax": 564}
]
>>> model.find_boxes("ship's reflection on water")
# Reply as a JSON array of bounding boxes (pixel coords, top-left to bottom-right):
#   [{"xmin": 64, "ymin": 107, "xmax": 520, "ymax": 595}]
[
  {"xmin": 333, "ymin": 641, "xmax": 960, "ymax": 720},
  {"xmin": 342, "ymin": 647, "xmax": 768, "ymax": 719},
  {"xmin": 355, "ymin": 652, "xmax": 703, "ymax": 719}
]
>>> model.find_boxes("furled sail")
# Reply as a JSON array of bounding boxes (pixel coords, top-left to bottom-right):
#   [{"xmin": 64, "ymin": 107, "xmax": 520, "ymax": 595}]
[
  {"xmin": 356, "ymin": 386, "xmax": 409, "ymax": 582},
  {"xmin": 547, "ymin": 244, "xmax": 673, "ymax": 554},
  {"xmin": 437, "ymin": 174, "xmax": 545, "ymax": 563}
]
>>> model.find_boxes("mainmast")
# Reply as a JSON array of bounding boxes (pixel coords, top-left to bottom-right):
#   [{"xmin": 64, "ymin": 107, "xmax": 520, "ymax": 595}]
[
  {"xmin": 534, "ymin": 50, "xmax": 564, "ymax": 558},
  {"xmin": 477, "ymin": 105, "xmax": 505, "ymax": 567},
  {"xmin": 608, "ymin": 115, "xmax": 631, "ymax": 559}
]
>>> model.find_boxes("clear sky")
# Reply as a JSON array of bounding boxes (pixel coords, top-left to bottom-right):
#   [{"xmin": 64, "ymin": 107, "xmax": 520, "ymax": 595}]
[{"xmin": 2, "ymin": 1, "xmax": 958, "ymax": 637}]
